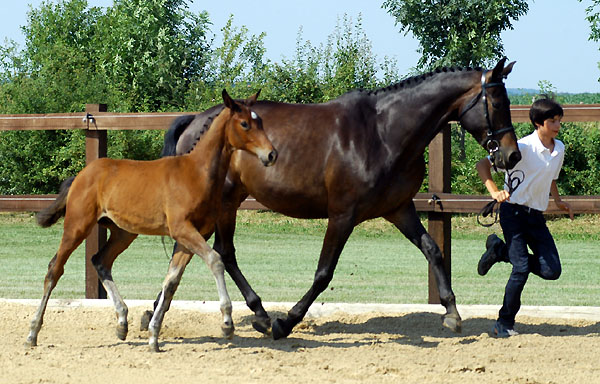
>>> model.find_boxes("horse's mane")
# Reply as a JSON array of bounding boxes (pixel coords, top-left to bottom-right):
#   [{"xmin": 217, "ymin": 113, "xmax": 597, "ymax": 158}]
[
  {"xmin": 362, "ymin": 65, "xmax": 483, "ymax": 96},
  {"xmin": 183, "ymin": 106, "xmax": 225, "ymax": 154}
]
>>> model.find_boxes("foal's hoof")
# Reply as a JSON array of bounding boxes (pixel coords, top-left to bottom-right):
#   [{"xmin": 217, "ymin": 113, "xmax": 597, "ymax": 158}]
[
  {"xmin": 221, "ymin": 324, "xmax": 235, "ymax": 339},
  {"xmin": 116, "ymin": 323, "xmax": 128, "ymax": 341},
  {"xmin": 271, "ymin": 318, "xmax": 291, "ymax": 340},
  {"xmin": 442, "ymin": 315, "xmax": 462, "ymax": 333},
  {"xmin": 140, "ymin": 310, "xmax": 153, "ymax": 332},
  {"xmin": 251, "ymin": 316, "xmax": 272, "ymax": 336}
]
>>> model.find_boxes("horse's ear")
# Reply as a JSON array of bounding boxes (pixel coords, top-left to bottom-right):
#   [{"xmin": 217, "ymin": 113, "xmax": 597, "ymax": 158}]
[
  {"xmin": 502, "ymin": 61, "xmax": 516, "ymax": 79},
  {"xmin": 222, "ymin": 89, "xmax": 241, "ymax": 112},
  {"xmin": 246, "ymin": 89, "xmax": 261, "ymax": 106},
  {"xmin": 491, "ymin": 57, "xmax": 508, "ymax": 80}
]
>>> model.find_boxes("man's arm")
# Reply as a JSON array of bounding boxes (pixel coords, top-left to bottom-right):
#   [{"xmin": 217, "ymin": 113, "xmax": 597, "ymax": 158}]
[
  {"xmin": 550, "ymin": 180, "xmax": 573, "ymax": 220},
  {"xmin": 476, "ymin": 158, "xmax": 510, "ymax": 203}
]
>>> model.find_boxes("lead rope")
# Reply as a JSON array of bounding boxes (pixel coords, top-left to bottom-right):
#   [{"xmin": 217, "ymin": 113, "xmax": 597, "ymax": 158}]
[{"xmin": 477, "ymin": 166, "xmax": 524, "ymax": 227}]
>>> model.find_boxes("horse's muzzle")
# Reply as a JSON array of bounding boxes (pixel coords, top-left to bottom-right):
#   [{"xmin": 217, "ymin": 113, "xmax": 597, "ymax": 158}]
[{"xmin": 494, "ymin": 148, "xmax": 521, "ymax": 170}]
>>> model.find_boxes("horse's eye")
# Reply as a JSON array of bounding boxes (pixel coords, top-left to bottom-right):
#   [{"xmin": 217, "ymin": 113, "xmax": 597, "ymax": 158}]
[
  {"xmin": 241, "ymin": 121, "xmax": 249, "ymax": 130},
  {"xmin": 491, "ymin": 102, "xmax": 500, "ymax": 109}
]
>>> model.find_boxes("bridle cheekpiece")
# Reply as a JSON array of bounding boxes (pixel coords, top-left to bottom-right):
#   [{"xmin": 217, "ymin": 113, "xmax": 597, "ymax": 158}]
[{"xmin": 458, "ymin": 70, "xmax": 515, "ymax": 160}]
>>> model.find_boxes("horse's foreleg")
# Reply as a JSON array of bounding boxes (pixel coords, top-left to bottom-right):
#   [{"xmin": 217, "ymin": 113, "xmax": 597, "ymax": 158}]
[
  {"xmin": 385, "ymin": 203, "xmax": 462, "ymax": 333},
  {"xmin": 214, "ymin": 207, "xmax": 269, "ymax": 334},
  {"xmin": 187, "ymin": 236, "xmax": 234, "ymax": 339},
  {"xmin": 272, "ymin": 213, "xmax": 354, "ymax": 340},
  {"xmin": 148, "ymin": 245, "xmax": 193, "ymax": 352},
  {"xmin": 92, "ymin": 226, "xmax": 137, "ymax": 341}
]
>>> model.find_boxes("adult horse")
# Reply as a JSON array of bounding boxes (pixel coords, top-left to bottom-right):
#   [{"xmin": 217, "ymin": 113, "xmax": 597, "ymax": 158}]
[
  {"xmin": 160, "ymin": 58, "xmax": 521, "ymax": 340},
  {"xmin": 26, "ymin": 90, "xmax": 277, "ymax": 352}
]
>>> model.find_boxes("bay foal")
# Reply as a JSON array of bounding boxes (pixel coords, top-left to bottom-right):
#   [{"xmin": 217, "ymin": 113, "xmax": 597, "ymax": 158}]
[{"xmin": 25, "ymin": 90, "xmax": 277, "ymax": 352}]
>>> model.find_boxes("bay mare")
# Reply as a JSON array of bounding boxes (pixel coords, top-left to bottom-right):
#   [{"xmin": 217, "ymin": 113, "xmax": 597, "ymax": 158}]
[
  {"xmin": 159, "ymin": 59, "xmax": 521, "ymax": 340},
  {"xmin": 26, "ymin": 90, "xmax": 277, "ymax": 352}
]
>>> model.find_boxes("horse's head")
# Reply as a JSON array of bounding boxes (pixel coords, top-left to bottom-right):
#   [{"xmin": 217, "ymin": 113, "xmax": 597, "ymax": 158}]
[
  {"xmin": 457, "ymin": 58, "xmax": 521, "ymax": 170},
  {"xmin": 222, "ymin": 89, "xmax": 278, "ymax": 167}
]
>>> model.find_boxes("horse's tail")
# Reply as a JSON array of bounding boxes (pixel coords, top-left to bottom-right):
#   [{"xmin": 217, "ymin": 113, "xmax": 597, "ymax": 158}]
[
  {"xmin": 161, "ymin": 114, "xmax": 196, "ymax": 157},
  {"xmin": 36, "ymin": 177, "xmax": 75, "ymax": 228}
]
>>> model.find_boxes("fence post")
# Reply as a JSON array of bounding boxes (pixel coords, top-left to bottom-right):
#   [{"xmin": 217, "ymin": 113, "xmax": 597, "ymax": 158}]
[
  {"xmin": 84, "ymin": 104, "xmax": 108, "ymax": 299},
  {"xmin": 427, "ymin": 123, "xmax": 452, "ymax": 304}
]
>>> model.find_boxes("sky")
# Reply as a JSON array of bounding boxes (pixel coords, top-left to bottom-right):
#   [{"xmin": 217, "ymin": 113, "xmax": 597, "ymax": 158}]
[{"xmin": 1, "ymin": 0, "xmax": 599, "ymax": 93}]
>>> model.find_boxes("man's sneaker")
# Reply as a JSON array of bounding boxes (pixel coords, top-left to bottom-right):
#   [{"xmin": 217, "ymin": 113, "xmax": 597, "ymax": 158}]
[
  {"xmin": 477, "ymin": 234, "xmax": 505, "ymax": 276},
  {"xmin": 491, "ymin": 321, "xmax": 519, "ymax": 338}
]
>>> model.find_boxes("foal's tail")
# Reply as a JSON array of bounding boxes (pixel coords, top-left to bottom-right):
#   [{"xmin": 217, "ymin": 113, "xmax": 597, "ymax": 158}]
[{"xmin": 36, "ymin": 177, "xmax": 75, "ymax": 228}]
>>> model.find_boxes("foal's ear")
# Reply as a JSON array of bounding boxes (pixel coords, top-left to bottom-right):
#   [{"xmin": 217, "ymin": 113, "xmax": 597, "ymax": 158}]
[
  {"xmin": 222, "ymin": 89, "xmax": 241, "ymax": 112},
  {"xmin": 246, "ymin": 89, "xmax": 261, "ymax": 107}
]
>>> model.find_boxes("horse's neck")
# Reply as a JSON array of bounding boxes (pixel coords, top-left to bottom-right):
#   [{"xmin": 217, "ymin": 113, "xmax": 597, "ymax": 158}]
[
  {"xmin": 188, "ymin": 112, "xmax": 232, "ymax": 189},
  {"xmin": 377, "ymin": 70, "xmax": 479, "ymax": 157}
]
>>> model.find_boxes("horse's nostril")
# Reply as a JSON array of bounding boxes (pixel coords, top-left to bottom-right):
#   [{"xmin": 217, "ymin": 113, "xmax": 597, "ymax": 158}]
[{"xmin": 509, "ymin": 151, "xmax": 522, "ymax": 166}]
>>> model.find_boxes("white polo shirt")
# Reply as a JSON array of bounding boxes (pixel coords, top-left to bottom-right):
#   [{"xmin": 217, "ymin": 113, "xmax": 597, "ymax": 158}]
[{"xmin": 494, "ymin": 131, "xmax": 565, "ymax": 212}]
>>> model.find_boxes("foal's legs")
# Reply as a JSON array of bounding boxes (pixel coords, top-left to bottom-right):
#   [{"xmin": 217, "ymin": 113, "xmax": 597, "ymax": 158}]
[
  {"xmin": 91, "ymin": 225, "xmax": 138, "ymax": 341},
  {"xmin": 384, "ymin": 203, "xmax": 462, "ymax": 332},
  {"xmin": 148, "ymin": 223, "xmax": 233, "ymax": 352},
  {"xmin": 25, "ymin": 215, "xmax": 95, "ymax": 347},
  {"xmin": 272, "ymin": 212, "xmax": 354, "ymax": 340}
]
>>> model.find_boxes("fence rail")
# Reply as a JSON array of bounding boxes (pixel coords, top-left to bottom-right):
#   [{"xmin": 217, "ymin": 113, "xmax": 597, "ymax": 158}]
[{"xmin": 4, "ymin": 193, "xmax": 600, "ymax": 214}]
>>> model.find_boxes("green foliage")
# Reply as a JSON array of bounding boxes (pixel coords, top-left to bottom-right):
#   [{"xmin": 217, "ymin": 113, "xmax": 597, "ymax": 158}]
[
  {"xmin": 96, "ymin": 0, "xmax": 211, "ymax": 112},
  {"xmin": 382, "ymin": 0, "xmax": 528, "ymax": 70}
]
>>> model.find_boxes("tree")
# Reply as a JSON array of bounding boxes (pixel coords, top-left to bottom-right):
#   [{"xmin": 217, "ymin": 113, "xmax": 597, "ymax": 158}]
[
  {"xmin": 97, "ymin": 0, "xmax": 211, "ymax": 112},
  {"xmin": 381, "ymin": 0, "xmax": 529, "ymax": 70},
  {"xmin": 580, "ymin": 0, "xmax": 600, "ymax": 82}
]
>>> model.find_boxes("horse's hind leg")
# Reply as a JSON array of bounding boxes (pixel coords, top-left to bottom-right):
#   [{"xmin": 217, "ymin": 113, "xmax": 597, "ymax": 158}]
[
  {"xmin": 26, "ymin": 220, "xmax": 90, "ymax": 347},
  {"xmin": 384, "ymin": 203, "xmax": 462, "ymax": 333},
  {"xmin": 92, "ymin": 224, "xmax": 137, "ymax": 341},
  {"xmin": 272, "ymin": 212, "xmax": 354, "ymax": 340},
  {"xmin": 214, "ymin": 205, "xmax": 270, "ymax": 334}
]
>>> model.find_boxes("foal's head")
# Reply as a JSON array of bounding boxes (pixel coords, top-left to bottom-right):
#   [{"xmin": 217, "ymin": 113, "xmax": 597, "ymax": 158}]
[
  {"xmin": 221, "ymin": 89, "xmax": 278, "ymax": 167},
  {"xmin": 457, "ymin": 58, "xmax": 521, "ymax": 170}
]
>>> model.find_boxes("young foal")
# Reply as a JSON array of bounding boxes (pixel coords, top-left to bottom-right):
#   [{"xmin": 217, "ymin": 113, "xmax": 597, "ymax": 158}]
[{"xmin": 25, "ymin": 90, "xmax": 277, "ymax": 352}]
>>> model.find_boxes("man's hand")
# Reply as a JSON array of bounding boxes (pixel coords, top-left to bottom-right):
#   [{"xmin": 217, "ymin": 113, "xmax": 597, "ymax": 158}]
[
  {"xmin": 556, "ymin": 200, "xmax": 574, "ymax": 220},
  {"xmin": 491, "ymin": 190, "xmax": 510, "ymax": 203}
]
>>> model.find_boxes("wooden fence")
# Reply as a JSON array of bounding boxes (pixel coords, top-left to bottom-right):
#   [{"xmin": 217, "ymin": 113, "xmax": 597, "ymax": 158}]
[{"xmin": 1, "ymin": 104, "xmax": 600, "ymax": 302}]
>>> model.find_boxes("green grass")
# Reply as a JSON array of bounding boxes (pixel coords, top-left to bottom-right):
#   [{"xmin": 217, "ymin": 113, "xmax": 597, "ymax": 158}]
[{"xmin": 1, "ymin": 211, "xmax": 599, "ymax": 306}]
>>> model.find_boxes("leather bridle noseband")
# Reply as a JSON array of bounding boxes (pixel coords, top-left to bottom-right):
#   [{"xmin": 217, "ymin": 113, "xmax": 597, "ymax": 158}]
[{"xmin": 458, "ymin": 70, "xmax": 515, "ymax": 159}]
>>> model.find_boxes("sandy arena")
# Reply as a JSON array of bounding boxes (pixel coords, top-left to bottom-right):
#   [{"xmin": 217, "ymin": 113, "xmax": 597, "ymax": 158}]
[{"xmin": 2, "ymin": 299, "xmax": 599, "ymax": 384}]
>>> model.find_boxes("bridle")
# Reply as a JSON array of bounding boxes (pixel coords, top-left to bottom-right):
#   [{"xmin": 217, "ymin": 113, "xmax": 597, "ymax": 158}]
[
  {"xmin": 458, "ymin": 70, "xmax": 525, "ymax": 227},
  {"xmin": 458, "ymin": 70, "xmax": 515, "ymax": 161}
]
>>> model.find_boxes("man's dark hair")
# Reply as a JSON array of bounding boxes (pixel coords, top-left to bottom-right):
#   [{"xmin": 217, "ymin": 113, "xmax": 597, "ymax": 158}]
[{"xmin": 529, "ymin": 96, "xmax": 563, "ymax": 129}]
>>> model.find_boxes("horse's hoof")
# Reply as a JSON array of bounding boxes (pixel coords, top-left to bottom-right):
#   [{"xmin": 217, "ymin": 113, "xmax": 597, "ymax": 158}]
[
  {"xmin": 251, "ymin": 316, "xmax": 272, "ymax": 336},
  {"xmin": 149, "ymin": 343, "xmax": 161, "ymax": 353},
  {"xmin": 140, "ymin": 310, "xmax": 153, "ymax": 332},
  {"xmin": 271, "ymin": 318, "xmax": 291, "ymax": 340},
  {"xmin": 442, "ymin": 315, "xmax": 462, "ymax": 333},
  {"xmin": 24, "ymin": 338, "xmax": 37, "ymax": 348},
  {"xmin": 221, "ymin": 324, "xmax": 235, "ymax": 339},
  {"xmin": 116, "ymin": 323, "xmax": 128, "ymax": 341}
]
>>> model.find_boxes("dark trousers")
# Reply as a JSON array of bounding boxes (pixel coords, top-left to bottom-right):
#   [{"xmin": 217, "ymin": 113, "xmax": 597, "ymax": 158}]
[{"xmin": 497, "ymin": 202, "xmax": 562, "ymax": 328}]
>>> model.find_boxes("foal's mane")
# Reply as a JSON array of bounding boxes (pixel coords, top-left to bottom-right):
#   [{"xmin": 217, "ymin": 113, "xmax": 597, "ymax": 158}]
[{"xmin": 362, "ymin": 65, "xmax": 483, "ymax": 96}]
